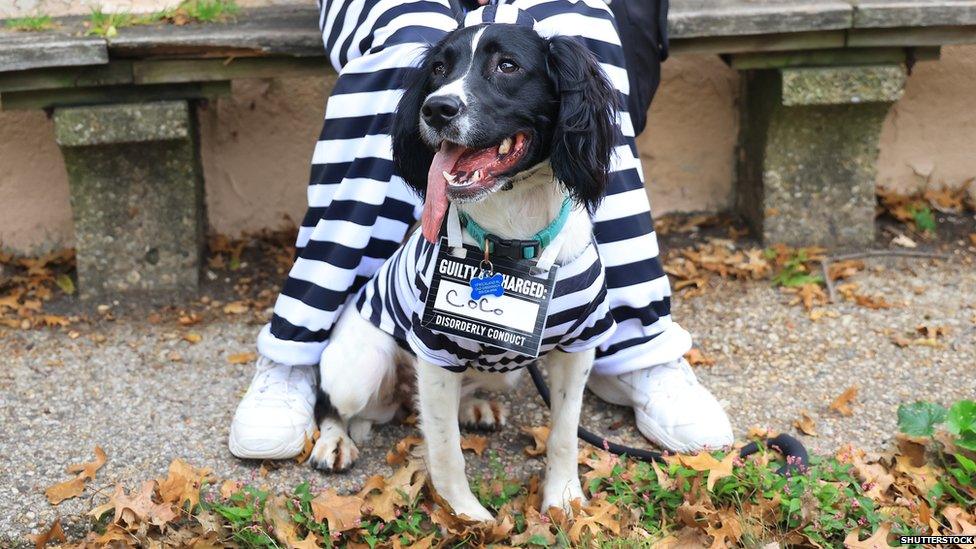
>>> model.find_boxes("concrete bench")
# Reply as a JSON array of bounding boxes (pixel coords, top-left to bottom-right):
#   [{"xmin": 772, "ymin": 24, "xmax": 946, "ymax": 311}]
[{"xmin": 1, "ymin": 1, "xmax": 975, "ymax": 296}]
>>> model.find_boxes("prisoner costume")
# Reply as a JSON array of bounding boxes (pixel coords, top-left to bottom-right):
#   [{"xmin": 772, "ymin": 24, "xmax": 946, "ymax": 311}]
[
  {"xmin": 257, "ymin": 0, "xmax": 692, "ymax": 376},
  {"xmin": 357, "ymin": 229, "xmax": 616, "ymax": 372}
]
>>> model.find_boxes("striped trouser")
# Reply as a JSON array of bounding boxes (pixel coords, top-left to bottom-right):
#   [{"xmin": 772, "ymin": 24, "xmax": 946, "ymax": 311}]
[{"xmin": 256, "ymin": 0, "xmax": 692, "ymax": 376}]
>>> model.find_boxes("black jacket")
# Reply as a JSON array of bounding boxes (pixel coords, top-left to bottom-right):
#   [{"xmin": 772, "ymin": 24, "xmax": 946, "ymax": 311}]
[{"xmin": 608, "ymin": 0, "xmax": 669, "ymax": 136}]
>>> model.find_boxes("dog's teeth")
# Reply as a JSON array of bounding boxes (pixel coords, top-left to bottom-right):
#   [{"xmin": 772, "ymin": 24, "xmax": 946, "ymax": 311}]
[
  {"xmin": 442, "ymin": 170, "xmax": 455, "ymax": 183},
  {"xmin": 472, "ymin": 170, "xmax": 482, "ymax": 181},
  {"xmin": 498, "ymin": 137, "xmax": 512, "ymax": 155}
]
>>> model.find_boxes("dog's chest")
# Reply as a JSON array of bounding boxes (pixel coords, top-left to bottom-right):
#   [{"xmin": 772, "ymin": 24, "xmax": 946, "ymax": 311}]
[{"xmin": 356, "ymin": 230, "xmax": 616, "ymax": 373}]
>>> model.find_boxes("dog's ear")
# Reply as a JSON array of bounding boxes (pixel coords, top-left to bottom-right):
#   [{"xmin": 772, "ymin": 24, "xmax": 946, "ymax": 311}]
[
  {"xmin": 546, "ymin": 35, "xmax": 618, "ymax": 212},
  {"xmin": 391, "ymin": 54, "xmax": 436, "ymax": 197}
]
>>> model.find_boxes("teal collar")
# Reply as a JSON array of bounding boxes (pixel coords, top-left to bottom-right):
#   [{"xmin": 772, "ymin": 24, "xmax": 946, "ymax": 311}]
[{"xmin": 458, "ymin": 197, "xmax": 573, "ymax": 261}]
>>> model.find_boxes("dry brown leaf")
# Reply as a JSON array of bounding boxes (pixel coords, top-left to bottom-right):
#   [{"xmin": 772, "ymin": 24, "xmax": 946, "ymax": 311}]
[
  {"xmin": 111, "ymin": 481, "xmax": 178, "ymax": 527},
  {"xmin": 685, "ymin": 348, "xmax": 716, "ymax": 367},
  {"xmin": 794, "ymin": 410, "xmax": 818, "ymax": 436},
  {"xmin": 311, "ymin": 489, "xmax": 364, "ymax": 532},
  {"xmin": 364, "ymin": 459, "xmax": 425, "ymax": 522},
  {"xmin": 265, "ymin": 494, "xmax": 321, "ymax": 549},
  {"xmin": 295, "ymin": 429, "xmax": 320, "ymax": 464},
  {"xmin": 568, "ymin": 497, "xmax": 620, "ymax": 543},
  {"xmin": 829, "ymin": 386, "xmax": 858, "ymax": 416},
  {"xmin": 44, "ymin": 477, "xmax": 85, "ymax": 505},
  {"xmin": 220, "ymin": 479, "xmax": 242, "ymax": 499},
  {"xmin": 522, "ymin": 426, "xmax": 549, "ymax": 457},
  {"xmin": 510, "ymin": 507, "xmax": 556, "ymax": 546},
  {"xmin": 461, "ymin": 435, "xmax": 488, "ymax": 456},
  {"xmin": 158, "ymin": 459, "xmax": 212, "ymax": 509},
  {"xmin": 669, "ymin": 451, "xmax": 736, "ymax": 492},
  {"xmin": 183, "ymin": 332, "xmax": 203, "ymax": 344},
  {"xmin": 227, "ymin": 352, "xmax": 257, "ymax": 365},
  {"xmin": 66, "ymin": 446, "xmax": 107, "ymax": 481},
  {"xmin": 970, "ymin": 233, "xmax": 976, "ymax": 246},
  {"xmin": 223, "ymin": 301, "xmax": 250, "ymax": 315},
  {"xmin": 843, "ymin": 522, "xmax": 893, "ymax": 548},
  {"xmin": 791, "ymin": 283, "xmax": 828, "ymax": 311},
  {"xmin": 706, "ymin": 509, "xmax": 744, "ymax": 549},
  {"xmin": 828, "ymin": 259, "xmax": 865, "ymax": 281},
  {"xmin": 580, "ymin": 451, "xmax": 620, "ymax": 489},
  {"xmin": 31, "ymin": 518, "xmax": 66, "ymax": 549},
  {"xmin": 386, "ymin": 435, "xmax": 424, "ymax": 466}
]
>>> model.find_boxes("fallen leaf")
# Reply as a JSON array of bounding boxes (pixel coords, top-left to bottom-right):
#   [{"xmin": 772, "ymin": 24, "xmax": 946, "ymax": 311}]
[
  {"xmin": 296, "ymin": 430, "xmax": 320, "ymax": 464},
  {"xmin": 223, "ymin": 301, "xmax": 249, "ymax": 314},
  {"xmin": 311, "ymin": 489, "xmax": 364, "ymax": 532},
  {"xmin": 67, "ymin": 446, "xmax": 107, "ymax": 481},
  {"xmin": 685, "ymin": 348, "xmax": 716, "ymax": 367},
  {"xmin": 794, "ymin": 411, "xmax": 818, "ymax": 436},
  {"xmin": 461, "ymin": 435, "xmax": 488, "ymax": 456},
  {"xmin": 364, "ymin": 459, "xmax": 426, "ymax": 522},
  {"xmin": 386, "ymin": 435, "xmax": 423, "ymax": 466},
  {"xmin": 522, "ymin": 426, "xmax": 549, "ymax": 457},
  {"xmin": 227, "ymin": 352, "xmax": 256, "ymax": 365},
  {"xmin": 31, "ymin": 518, "xmax": 66, "ymax": 548},
  {"xmin": 111, "ymin": 481, "xmax": 178, "ymax": 527},
  {"xmin": 157, "ymin": 459, "xmax": 212, "ymax": 509},
  {"xmin": 891, "ymin": 234, "xmax": 917, "ymax": 248},
  {"xmin": 182, "ymin": 332, "xmax": 203, "ymax": 344},
  {"xmin": 568, "ymin": 497, "xmax": 620, "ymax": 543},
  {"xmin": 44, "ymin": 477, "xmax": 85, "ymax": 505},
  {"xmin": 220, "ymin": 479, "xmax": 242, "ymax": 499},
  {"xmin": 670, "ymin": 451, "xmax": 736, "ymax": 491},
  {"xmin": 54, "ymin": 274, "xmax": 75, "ymax": 295},
  {"xmin": 829, "ymin": 386, "xmax": 859, "ymax": 416},
  {"xmin": 843, "ymin": 522, "xmax": 893, "ymax": 548}
]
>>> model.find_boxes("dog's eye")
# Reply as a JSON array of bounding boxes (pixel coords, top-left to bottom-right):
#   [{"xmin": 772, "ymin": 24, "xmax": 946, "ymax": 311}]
[
  {"xmin": 496, "ymin": 59, "xmax": 519, "ymax": 74},
  {"xmin": 432, "ymin": 62, "xmax": 446, "ymax": 76}
]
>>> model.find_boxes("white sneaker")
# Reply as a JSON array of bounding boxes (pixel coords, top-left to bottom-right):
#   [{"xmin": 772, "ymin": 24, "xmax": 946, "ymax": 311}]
[
  {"xmin": 587, "ymin": 358, "xmax": 733, "ymax": 453},
  {"xmin": 228, "ymin": 356, "xmax": 317, "ymax": 460}
]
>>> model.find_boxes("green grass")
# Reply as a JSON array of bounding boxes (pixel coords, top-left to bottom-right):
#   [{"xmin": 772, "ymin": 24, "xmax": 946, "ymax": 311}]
[
  {"xmin": 85, "ymin": 0, "xmax": 238, "ymax": 36},
  {"xmin": 179, "ymin": 0, "xmax": 239, "ymax": 22},
  {"xmin": 4, "ymin": 15, "xmax": 55, "ymax": 32}
]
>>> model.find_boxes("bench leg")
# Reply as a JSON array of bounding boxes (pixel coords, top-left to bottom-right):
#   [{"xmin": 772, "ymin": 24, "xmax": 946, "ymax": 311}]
[
  {"xmin": 54, "ymin": 100, "xmax": 204, "ymax": 298},
  {"xmin": 736, "ymin": 65, "xmax": 907, "ymax": 248}
]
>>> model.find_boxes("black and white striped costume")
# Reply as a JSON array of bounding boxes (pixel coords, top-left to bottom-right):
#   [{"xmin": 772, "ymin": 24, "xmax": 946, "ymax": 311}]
[
  {"xmin": 357, "ymin": 230, "xmax": 616, "ymax": 372},
  {"xmin": 257, "ymin": 0, "xmax": 692, "ymax": 376}
]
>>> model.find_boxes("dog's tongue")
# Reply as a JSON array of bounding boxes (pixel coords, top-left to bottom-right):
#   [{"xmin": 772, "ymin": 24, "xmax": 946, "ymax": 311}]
[{"xmin": 422, "ymin": 141, "xmax": 467, "ymax": 243}]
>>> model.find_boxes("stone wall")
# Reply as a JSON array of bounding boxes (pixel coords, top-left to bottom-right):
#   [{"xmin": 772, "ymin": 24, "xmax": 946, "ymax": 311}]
[{"xmin": 1, "ymin": 44, "xmax": 974, "ymax": 253}]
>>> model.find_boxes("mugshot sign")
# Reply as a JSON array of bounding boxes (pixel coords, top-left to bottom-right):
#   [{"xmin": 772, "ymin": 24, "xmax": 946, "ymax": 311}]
[{"xmin": 421, "ymin": 238, "xmax": 557, "ymax": 358}]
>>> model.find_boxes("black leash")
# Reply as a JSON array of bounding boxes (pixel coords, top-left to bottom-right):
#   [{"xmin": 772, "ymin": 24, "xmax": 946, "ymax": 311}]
[{"xmin": 526, "ymin": 362, "xmax": 809, "ymax": 475}]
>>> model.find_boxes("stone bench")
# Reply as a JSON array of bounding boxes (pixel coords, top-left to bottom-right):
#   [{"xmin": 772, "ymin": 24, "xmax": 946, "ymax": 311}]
[{"xmin": 1, "ymin": 1, "xmax": 975, "ymax": 296}]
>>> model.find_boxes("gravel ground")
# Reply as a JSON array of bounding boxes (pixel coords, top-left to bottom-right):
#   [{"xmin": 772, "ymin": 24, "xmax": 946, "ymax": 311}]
[{"xmin": 1, "ymin": 252, "xmax": 974, "ymax": 545}]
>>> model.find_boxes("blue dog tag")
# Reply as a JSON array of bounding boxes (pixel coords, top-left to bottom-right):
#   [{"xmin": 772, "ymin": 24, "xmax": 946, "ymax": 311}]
[{"xmin": 470, "ymin": 273, "xmax": 504, "ymax": 299}]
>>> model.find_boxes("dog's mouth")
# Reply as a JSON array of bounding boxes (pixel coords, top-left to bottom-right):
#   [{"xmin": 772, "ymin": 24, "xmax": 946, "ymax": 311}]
[{"xmin": 421, "ymin": 132, "xmax": 530, "ymax": 243}]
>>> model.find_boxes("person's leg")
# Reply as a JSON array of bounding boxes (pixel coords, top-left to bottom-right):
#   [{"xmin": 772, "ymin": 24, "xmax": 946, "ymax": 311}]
[
  {"xmin": 512, "ymin": 0, "xmax": 732, "ymax": 451},
  {"xmin": 229, "ymin": 0, "xmax": 457, "ymax": 459}
]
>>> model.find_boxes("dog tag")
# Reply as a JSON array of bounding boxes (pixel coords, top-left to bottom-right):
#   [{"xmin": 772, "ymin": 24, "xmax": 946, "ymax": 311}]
[
  {"xmin": 421, "ymin": 237, "xmax": 557, "ymax": 358},
  {"xmin": 469, "ymin": 272, "xmax": 504, "ymax": 299}
]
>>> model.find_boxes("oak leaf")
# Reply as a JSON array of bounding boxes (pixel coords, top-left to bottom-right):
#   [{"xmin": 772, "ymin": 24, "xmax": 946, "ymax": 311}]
[
  {"xmin": 44, "ymin": 477, "xmax": 85, "ymax": 505},
  {"xmin": 794, "ymin": 410, "xmax": 818, "ymax": 436},
  {"xmin": 311, "ymin": 489, "xmax": 364, "ymax": 532},
  {"xmin": 522, "ymin": 426, "xmax": 549, "ymax": 457},
  {"xmin": 843, "ymin": 522, "xmax": 893, "ymax": 548},
  {"xmin": 829, "ymin": 386, "xmax": 859, "ymax": 416},
  {"xmin": 685, "ymin": 348, "xmax": 716, "ymax": 367},
  {"xmin": 67, "ymin": 446, "xmax": 107, "ymax": 482},
  {"xmin": 364, "ymin": 459, "xmax": 426, "ymax": 521},
  {"xmin": 670, "ymin": 451, "xmax": 736, "ymax": 491},
  {"xmin": 158, "ymin": 458, "xmax": 213, "ymax": 509},
  {"xmin": 568, "ymin": 497, "xmax": 620, "ymax": 543},
  {"xmin": 461, "ymin": 435, "xmax": 488, "ymax": 456},
  {"xmin": 30, "ymin": 518, "xmax": 66, "ymax": 549},
  {"xmin": 386, "ymin": 435, "xmax": 423, "ymax": 466},
  {"xmin": 111, "ymin": 481, "xmax": 178, "ymax": 527}
]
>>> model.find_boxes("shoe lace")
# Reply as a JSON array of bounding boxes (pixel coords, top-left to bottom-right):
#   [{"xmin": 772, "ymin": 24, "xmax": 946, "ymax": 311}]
[{"xmin": 254, "ymin": 356, "xmax": 310, "ymax": 395}]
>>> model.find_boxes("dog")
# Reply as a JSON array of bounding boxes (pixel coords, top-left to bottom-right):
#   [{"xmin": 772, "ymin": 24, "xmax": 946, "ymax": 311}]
[{"xmin": 309, "ymin": 19, "xmax": 618, "ymax": 521}]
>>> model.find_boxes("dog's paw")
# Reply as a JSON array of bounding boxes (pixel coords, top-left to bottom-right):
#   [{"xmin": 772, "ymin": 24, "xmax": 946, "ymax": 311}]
[
  {"xmin": 309, "ymin": 422, "xmax": 360, "ymax": 472},
  {"xmin": 446, "ymin": 497, "xmax": 495, "ymax": 523},
  {"xmin": 541, "ymin": 478, "xmax": 586, "ymax": 515},
  {"xmin": 459, "ymin": 398, "xmax": 507, "ymax": 431}
]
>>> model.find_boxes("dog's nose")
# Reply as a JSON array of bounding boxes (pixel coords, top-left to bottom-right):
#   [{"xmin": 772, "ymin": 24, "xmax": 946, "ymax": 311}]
[{"xmin": 421, "ymin": 95, "xmax": 463, "ymax": 129}]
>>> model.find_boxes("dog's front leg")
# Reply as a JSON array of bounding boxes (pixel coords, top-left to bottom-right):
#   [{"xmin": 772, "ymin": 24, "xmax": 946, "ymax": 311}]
[
  {"xmin": 541, "ymin": 348, "xmax": 593, "ymax": 513},
  {"xmin": 416, "ymin": 360, "xmax": 493, "ymax": 522}
]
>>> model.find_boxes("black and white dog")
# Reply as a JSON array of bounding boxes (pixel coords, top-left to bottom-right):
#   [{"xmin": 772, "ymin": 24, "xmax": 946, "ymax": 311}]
[{"xmin": 309, "ymin": 20, "xmax": 617, "ymax": 521}]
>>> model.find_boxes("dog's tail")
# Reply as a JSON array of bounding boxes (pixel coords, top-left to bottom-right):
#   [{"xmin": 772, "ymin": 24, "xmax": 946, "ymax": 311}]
[{"xmin": 526, "ymin": 363, "xmax": 809, "ymax": 475}]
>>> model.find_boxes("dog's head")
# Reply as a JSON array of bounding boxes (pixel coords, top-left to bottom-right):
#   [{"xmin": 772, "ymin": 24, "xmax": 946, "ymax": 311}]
[{"xmin": 391, "ymin": 22, "xmax": 617, "ymax": 240}]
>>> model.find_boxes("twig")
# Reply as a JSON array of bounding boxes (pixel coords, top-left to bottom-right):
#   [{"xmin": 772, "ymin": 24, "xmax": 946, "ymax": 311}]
[
  {"xmin": 820, "ymin": 249, "xmax": 951, "ymax": 303},
  {"xmin": 829, "ymin": 249, "xmax": 950, "ymax": 262}
]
